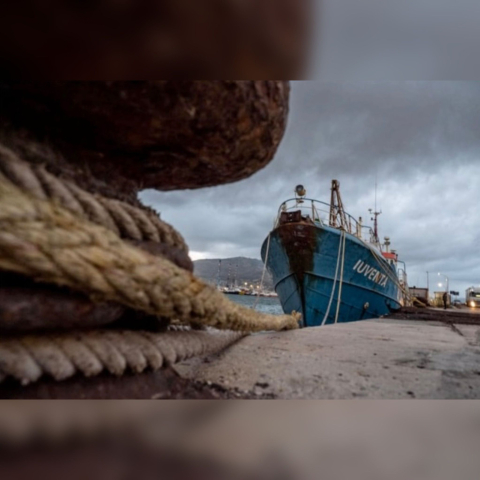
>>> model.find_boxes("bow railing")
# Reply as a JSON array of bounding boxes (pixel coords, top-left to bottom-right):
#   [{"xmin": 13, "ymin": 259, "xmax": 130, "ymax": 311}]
[{"xmin": 275, "ymin": 197, "xmax": 375, "ymax": 242}]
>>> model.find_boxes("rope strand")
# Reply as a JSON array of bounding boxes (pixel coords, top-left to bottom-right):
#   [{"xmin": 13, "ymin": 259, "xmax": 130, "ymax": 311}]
[
  {"xmin": 0, "ymin": 171, "xmax": 300, "ymax": 333},
  {"xmin": 0, "ymin": 329, "xmax": 246, "ymax": 385},
  {"xmin": 334, "ymin": 229, "xmax": 347, "ymax": 324},
  {"xmin": 0, "ymin": 148, "xmax": 188, "ymax": 253}
]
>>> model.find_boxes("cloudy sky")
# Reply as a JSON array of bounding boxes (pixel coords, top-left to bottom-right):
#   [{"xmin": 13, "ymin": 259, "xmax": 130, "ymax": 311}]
[
  {"xmin": 140, "ymin": 81, "xmax": 480, "ymax": 297},
  {"xmin": 139, "ymin": 2, "xmax": 480, "ymax": 296}
]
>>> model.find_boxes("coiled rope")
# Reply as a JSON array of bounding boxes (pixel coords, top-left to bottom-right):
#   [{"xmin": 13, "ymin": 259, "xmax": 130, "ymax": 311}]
[
  {"xmin": 0, "ymin": 171, "xmax": 300, "ymax": 333},
  {"xmin": 0, "ymin": 329, "xmax": 245, "ymax": 385},
  {"xmin": 0, "ymin": 146, "xmax": 188, "ymax": 252},
  {"xmin": 0, "ymin": 146, "xmax": 300, "ymax": 385}
]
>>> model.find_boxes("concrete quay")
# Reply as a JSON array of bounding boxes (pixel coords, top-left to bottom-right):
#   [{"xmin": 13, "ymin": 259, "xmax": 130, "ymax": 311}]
[{"xmin": 176, "ymin": 312, "xmax": 480, "ymax": 399}]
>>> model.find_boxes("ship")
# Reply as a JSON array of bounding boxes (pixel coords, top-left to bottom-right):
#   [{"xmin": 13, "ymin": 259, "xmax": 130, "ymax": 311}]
[{"xmin": 260, "ymin": 181, "xmax": 405, "ymax": 327}]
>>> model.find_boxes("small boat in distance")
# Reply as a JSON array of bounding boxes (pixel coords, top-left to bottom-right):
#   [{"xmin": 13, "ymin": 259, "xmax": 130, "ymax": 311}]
[{"xmin": 261, "ymin": 181, "xmax": 405, "ymax": 327}]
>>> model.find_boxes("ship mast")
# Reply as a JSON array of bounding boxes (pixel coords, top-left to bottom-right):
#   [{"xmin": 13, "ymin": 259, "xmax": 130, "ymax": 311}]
[
  {"xmin": 329, "ymin": 179, "xmax": 348, "ymax": 230},
  {"xmin": 370, "ymin": 210, "xmax": 381, "ymax": 244},
  {"xmin": 369, "ymin": 177, "xmax": 382, "ymax": 244}
]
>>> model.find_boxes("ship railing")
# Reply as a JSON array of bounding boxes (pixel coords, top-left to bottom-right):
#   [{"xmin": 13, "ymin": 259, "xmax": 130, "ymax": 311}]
[{"xmin": 275, "ymin": 198, "xmax": 374, "ymax": 240}]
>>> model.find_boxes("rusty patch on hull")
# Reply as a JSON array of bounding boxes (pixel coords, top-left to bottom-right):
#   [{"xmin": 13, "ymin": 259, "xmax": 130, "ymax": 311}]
[{"xmin": 276, "ymin": 221, "xmax": 318, "ymax": 286}]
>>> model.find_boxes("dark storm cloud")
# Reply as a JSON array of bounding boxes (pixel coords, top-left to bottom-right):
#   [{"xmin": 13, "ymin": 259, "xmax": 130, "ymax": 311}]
[
  {"xmin": 140, "ymin": 81, "xmax": 480, "ymax": 295},
  {"xmin": 315, "ymin": 0, "xmax": 480, "ymax": 79}
]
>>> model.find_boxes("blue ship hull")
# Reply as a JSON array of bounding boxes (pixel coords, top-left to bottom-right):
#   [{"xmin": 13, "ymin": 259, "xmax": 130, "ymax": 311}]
[{"xmin": 261, "ymin": 222, "xmax": 401, "ymax": 327}]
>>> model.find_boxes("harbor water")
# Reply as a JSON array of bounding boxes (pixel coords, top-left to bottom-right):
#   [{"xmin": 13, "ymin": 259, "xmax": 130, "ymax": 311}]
[{"xmin": 224, "ymin": 294, "xmax": 283, "ymax": 315}]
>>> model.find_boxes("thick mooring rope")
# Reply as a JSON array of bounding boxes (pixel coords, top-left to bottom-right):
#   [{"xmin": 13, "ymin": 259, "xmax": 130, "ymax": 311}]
[
  {"xmin": 0, "ymin": 146, "xmax": 299, "ymax": 386},
  {"xmin": 0, "ymin": 171, "xmax": 300, "ymax": 333},
  {"xmin": 0, "ymin": 146, "xmax": 188, "ymax": 253},
  {"xmin": 0, "ymin": 329, "xmax": 245, "ymax": 385}
]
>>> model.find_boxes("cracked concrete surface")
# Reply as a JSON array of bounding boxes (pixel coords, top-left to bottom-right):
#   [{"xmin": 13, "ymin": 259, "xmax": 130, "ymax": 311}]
[{"xmin": 176, "ymin": 318, "xmax": 480, "ymax": 399}]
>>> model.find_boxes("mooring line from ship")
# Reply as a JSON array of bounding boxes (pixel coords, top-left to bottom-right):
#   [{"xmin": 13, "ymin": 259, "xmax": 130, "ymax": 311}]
[
  {"xmin": 321, "ymin": 229, "xmax": 346, "ymax": 326},
  {"xmin": 252, "ymin": 233, "xmax": 272, "ymax": 312},
  {"xmin": 334, "ymin": 229, "xmax": 347, "ymax": 324}
]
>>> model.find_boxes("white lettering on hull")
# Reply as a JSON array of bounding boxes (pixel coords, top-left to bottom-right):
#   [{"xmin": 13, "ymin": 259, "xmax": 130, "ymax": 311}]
[{"xmin": 353, "ymin": 260, "xmax": 388, "ymax": 287}]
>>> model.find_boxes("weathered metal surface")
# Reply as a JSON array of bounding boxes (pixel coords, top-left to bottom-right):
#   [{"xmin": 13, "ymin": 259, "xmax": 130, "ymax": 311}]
[
  {"xmin": 0, "ymin": 286, "xmax": 125, "ymax": 333},
  {"xmin": 276, "ymin": 222, "xmax": 317, "ymax": 286},
  {"xmin": 0, "ymin": 79, "xmax": 292, "ymax": 397},
  {"xmin": 279, "ymin": 210, "xmax": 303, "ymax": 225},
  {"xmin": 0, "ymin": 236, "xmax": 193, "ymax": 334},
  {"xmin": 0, "ymin": 81, "xmax": 290, "ymax": 198}
]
